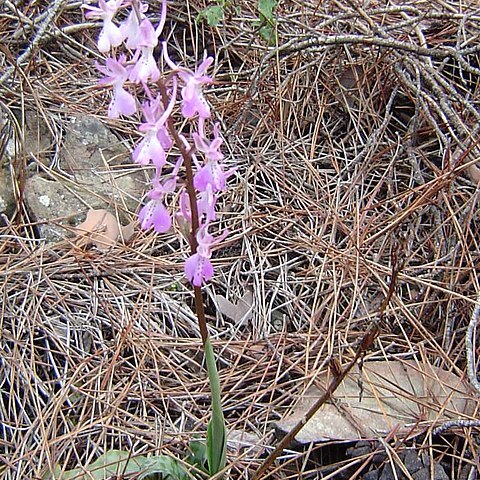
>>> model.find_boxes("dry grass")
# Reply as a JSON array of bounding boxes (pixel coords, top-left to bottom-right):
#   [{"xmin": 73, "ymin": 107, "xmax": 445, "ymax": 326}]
[{"xmin": 1, "ymin": 0, "xmax": 480, "ymax": 479}]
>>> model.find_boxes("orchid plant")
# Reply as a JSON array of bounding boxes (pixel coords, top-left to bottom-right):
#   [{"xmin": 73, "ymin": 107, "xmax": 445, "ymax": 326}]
[{"xmin": 78, "ymin": 0, "xmax": 231, "ymax": 476}]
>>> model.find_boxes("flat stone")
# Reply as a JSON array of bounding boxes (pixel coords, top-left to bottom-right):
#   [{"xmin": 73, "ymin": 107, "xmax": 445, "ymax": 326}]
[
  {"xmin": 60, "ymin": 114, "xmax": 133, "ymax": 176},
  {"xmin": 0, "ymin": 166, "xmax": 15, "ymax": 224},
  {"xmin": 24, "ymin": 114, "xmax": 147, "ymax": 242},
  {"xmin": 412, "ymin": 464, "xmax": 448, "ymax": 480},
  {"xmin": 24, "ymin": 175, "xmax": 84, "ymax": 241},
  {"xmin": 379, "ymin": 464, "xmax": 402, "ymax": 480},
  {"xmin": 404, "ymin": 449, "xmax": 423, "ymax": 474}
]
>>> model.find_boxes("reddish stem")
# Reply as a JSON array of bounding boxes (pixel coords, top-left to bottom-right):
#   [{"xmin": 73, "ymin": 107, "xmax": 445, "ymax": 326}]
[{"xmin": 157, "ymin": 78, "xmax": 208, "ymax": 346}]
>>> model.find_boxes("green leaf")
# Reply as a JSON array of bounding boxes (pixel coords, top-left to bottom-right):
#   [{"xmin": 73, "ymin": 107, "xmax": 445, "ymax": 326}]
[
  {"xmin": 206, "ymin": 415, "xmax": 226, "ymax": 477},
  {"xmin": 255, "ymin": 0, "xmax": 277, "ymax": 44},
  {"xmin": 204, "ymin": 337, "xmax": 227, "ymax": 476},
  {"xmin": 139, "ymin": 456, "xmax": 189, "ymax": 480},
  {"xmin": 197, "ymin": 5, "xmax": 224, "ymax": 27},
  {"xmin": 186, "ymin": 439, "xmax": 208, "ymax": 472},
  {"xmin": 48, "ymin": 450, "xmax": 188, "ymax": 480},
  {"xmin": 258, "ymin": 0, "xmax": 277, "ymax": 22},
  {"xmin": 259, "ymin": 24, "xmax": 277, "ymax": 45}
]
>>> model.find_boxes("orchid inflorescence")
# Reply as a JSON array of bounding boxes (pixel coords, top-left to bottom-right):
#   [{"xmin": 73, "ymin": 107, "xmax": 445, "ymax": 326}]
[{"xmin": 83, "ymin": 0, "xmax": 234, "ymax": 286}]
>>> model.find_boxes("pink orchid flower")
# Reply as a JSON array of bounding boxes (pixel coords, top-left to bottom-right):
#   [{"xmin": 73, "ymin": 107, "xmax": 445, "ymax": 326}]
[
  {"xmin": 139, "ymin": 198, "xmax": 171, "ymax": 233},
  {"xmin": 96, "ymin": 54, "xmax": 136, "ymax": 117},
  {"xmin": 193, "ymin": 123, "xmax": 235, "ymax": 191},
  {"xmin": 133, "ymin": 80, "xmax": 177, "ymax": 171},
  {"xmin": 185, "ymin": 225, "xmax": 229, "ymax": 286},
  {"xmin": 83, "ymin": 0, "xmax": 124, "ymax": 52},
  {"xmin": 120, "ymin": 1, "xmax": 148, "ymax": 50},
  {"xmin": 129, "ymin": 19, "xmax": 160, "ymax": 83},
  {"xmin": 179, "ymin": 184, "xmax": 217, "ymax": 228},
  {"xmin": 139, "ymin": 169, "xmax": 179, "ymax": 233},
  {"xmin": 163, "ymin": 42, "xmax": 214, "ymax": 119}
]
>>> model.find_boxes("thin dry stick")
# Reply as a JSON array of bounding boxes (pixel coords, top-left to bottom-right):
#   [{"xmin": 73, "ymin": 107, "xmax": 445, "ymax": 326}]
[
  {"xmin": 0, "ymin": 0, "xmax": 68, "ymax": 85},
  {"xmin": 433, "ymin": 419, "xmax": 480, "ymax": 435},
  {"xmin": 466, "ymin": 291, "xmax": 480, "ymax": 395},
  {"xmin": 251, "ymin": 326, "xmax": 379, "ymax": 480},
  {"xmin": 252, "ymin": 255, "xmax": 400, "ymax": 479}
]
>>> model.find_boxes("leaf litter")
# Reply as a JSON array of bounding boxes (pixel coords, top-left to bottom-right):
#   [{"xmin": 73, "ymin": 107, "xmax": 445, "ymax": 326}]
[
  {"xmin": 74, "ymin": 209, "xmax": 135, "ymax": 250},
  {"xmin": 215, "ymin": 289, "xmax": 254, "ymax": 323},
  {"xmin": 1, "ymin": 1, "xmax": 480, "ymax": 479},
  {"xmin": 276, "ymin": 360, "xmax": 478, "ymax": 443}
]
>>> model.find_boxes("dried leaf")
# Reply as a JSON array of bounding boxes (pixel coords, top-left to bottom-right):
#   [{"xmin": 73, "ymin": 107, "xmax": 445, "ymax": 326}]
[
  {"xmin": 215, "ymin": 290, "xmax": 253, "ymax": 323},
  {"xmin": 227, "ymin": 430, "xmax": 263, "ymax": 455},
  {"xmin": 339, "ymin": 64, "xmax": 364, "ymax": 91},
  {"xmin": 338, "ymin": 64, "xmax": 366, "ymax": 108},
  {"xmin": 276, "ymin": 360, "xmax": 477, "ymax": 443},
  {"xmin": 74, "ymin": 209, "xmax": 134, "ymax": 250},
  {"xmin": 467, "ymin": 162, "xmax": 480, "ymax": 184}
]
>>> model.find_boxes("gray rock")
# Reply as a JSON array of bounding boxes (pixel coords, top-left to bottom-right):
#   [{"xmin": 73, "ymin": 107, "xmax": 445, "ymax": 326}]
[
  {"xmin": 59, "ymin": 114, "xmax": 128, "ymax": 180},
  {"xmin": 23, "ymin": 110, "xmax": 54, "ymax": 163},
  {"xmin": 347, "ymin": 440, "xmax": 372, "ymax": 458},
  {"xmin": 24, "ymin": 114, "xmax": 147, "ymax": 242},
  {"xmin": 404, "ymin": 449, "xmax": 423, "ymax": 474},
  {"xmin": 0, "ymin": 108, "xmax": 17, "ymax": 222},
  {"xmin": 3, "ymin": 109, "xmax": 54, "ymax": 166},
  {"xmin": 58, "ymin": 114, "xmax": 146, "ymax": 207},
  {"xmin": 0, "ymin": 166, "xmax": 15, "ymax": 223},
  {"xmin": 379, "ymin": 463, "xmax": 401, "ymax": 480},
  {"xmin": 412, "ymin": 464, "xmax": 449, "ymax": 480},
  {"xmin": 24, "ymin": 175, "xmax": 84, "ymax": 241}
]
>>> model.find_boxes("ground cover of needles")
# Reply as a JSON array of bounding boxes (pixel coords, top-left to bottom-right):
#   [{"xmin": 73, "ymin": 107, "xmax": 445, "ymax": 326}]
[{"xmin": 1, "ymin": 1, "xmax": 480, "ymax": 479}]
